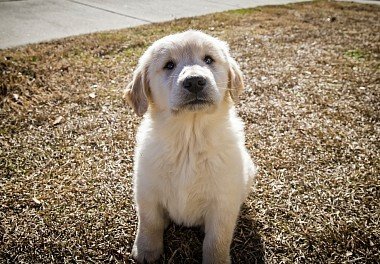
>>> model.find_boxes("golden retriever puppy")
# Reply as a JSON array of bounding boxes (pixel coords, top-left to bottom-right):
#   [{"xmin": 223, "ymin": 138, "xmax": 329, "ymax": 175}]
[{"xmin": 125, "ymin": 30, "xmax": 257, "ymax": 264}]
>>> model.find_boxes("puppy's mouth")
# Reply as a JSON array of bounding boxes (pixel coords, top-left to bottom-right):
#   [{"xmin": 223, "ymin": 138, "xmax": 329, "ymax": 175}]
[
  {"xmin": 185, "ymin": 98, "xmax": 212, "ymax": 106},
  {"xmin": 172, "ymin": 95, "xmax": 214, "ymax": 113},
  {"xmin": 182, "ymin": 92, "xmax": 215, "ymax": 109}
]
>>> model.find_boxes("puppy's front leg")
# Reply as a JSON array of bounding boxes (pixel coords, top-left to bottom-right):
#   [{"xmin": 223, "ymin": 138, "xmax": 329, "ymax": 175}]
[
  {"xmin": 202, "ymin": 205, "xmax": 240, "ymax": 264},
  {"xmin": 132, "ymin": 200, "xmax": 165, "ymax": 263}
]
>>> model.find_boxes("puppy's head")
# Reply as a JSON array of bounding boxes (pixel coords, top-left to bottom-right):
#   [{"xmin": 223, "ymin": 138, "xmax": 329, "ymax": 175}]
[{"xmin": 124, "ymin": 30, "xmax": 244, "ymax": 116}]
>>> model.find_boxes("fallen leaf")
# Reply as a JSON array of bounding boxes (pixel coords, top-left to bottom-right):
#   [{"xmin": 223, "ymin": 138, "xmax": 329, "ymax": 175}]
[
  {"xmin": 32, "ymin": 197, "xmax": 42, "ymax": 205},
  {"xmin": 53, "ymin": 116, "xmax": 64, "ymax": 125}
]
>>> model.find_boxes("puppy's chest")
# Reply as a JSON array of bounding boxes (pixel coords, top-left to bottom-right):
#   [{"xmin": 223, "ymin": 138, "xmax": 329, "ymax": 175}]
[
  {"xmin": 158, "ymin": 143, "xmax": 223, "ymax": 226},
  {"xmin": 163, "ymin": 175, "xmax": 206, "ymax": 226}
]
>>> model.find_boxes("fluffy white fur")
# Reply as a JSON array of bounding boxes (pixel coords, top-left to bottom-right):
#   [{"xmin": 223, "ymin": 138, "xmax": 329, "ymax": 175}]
[{"xmin": 125, "ymin": 30, "xmax": 257, "ymax": 264}]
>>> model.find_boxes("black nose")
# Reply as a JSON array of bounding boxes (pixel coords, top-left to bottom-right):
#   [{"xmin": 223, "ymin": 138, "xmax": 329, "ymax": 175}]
[{"xmin": 183, "ymin": 76, "xmax": 207, "ymax": 94}]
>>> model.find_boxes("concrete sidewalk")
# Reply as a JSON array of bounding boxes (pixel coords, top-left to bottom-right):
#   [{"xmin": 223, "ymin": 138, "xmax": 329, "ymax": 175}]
[
  {"xmin": 0, "ymin": 0, "xmax": 308, "ymax": 49},
  {"xmin": 0, "ymin": 0, "xmax": 378, "ymax": 49}
]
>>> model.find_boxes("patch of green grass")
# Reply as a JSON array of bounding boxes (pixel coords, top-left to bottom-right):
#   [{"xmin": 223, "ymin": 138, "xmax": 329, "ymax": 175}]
[
  {"xmin": 228, "ymin": 8, "xmax": 259, "ymax": 15},
  {"xmin": 345, "ymin": 49, "xmax": 367, "ymax": 59}
]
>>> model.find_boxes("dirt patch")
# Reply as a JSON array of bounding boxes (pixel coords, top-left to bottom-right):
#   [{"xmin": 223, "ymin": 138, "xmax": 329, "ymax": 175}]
[{"xmin": 1, "ymin": 1, "xmax": 379, "ymax": 263}]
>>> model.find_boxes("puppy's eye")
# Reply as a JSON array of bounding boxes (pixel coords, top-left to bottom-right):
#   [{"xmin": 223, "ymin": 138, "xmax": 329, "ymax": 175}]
[
  {"xmin": 204, "ymin": 55, "xmax": 214, "ymax": 65},
  {"xmin": 164, "ymin": 61, "xmax": 175, "ymax": 70}
]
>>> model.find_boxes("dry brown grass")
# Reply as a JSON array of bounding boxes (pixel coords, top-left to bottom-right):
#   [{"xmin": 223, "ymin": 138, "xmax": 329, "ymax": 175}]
[{"xmin": 1, "ymin": 1, "xmax": 379, "ymax": 263}]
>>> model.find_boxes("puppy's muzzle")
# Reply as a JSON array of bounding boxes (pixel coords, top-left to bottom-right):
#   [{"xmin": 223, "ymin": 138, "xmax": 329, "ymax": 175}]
[{"xmin": 183, "ymin": 76, "xmax": 207, "ymax": 94}]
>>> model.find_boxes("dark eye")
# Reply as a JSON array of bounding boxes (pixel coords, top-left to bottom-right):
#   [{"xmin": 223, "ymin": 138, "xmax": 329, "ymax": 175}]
[
  {"xmin": 164, "ymin": 61, "xmax": 175, "ymax": 70},
  {"xmin": 204, "ymin": 55, "xmax": 214, "ymax": 65}
]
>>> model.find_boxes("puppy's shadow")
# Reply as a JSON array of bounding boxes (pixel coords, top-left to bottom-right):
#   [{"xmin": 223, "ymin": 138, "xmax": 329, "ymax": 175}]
[
  {"xmin": 231, "ymin": 204, "xmax": 265, "ymax": 264},
  {"xmin": 160, "ymin": 204, "xmax": 265, "ymax": 264}
]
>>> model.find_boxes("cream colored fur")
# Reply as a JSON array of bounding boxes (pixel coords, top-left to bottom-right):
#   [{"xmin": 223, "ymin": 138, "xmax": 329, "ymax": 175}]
[{"xmin": 125, "ymin": 30, "xmax": 257, "ymax": 264}]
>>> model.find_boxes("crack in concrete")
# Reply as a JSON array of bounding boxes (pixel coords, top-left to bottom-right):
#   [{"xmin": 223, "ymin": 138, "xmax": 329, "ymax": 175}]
[
  {"xmin": 204, "ymin": 0, "xmax": 241, "ymax": 8},
  {"xmin": 67, "ymin": 0, "xmax": 153, "ymax": 23}
]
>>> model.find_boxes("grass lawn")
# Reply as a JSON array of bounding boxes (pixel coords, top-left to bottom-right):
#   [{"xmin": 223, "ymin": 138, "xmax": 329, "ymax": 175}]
[{"xmin": 0, "ymin": 1, "xmax": 379, "ymax": 263}]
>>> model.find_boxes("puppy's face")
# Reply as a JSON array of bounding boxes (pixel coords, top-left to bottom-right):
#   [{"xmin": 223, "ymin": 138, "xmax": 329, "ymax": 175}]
[{"xmin": 125, "ymin": 30, "xmax": 244, "ymax": 116}]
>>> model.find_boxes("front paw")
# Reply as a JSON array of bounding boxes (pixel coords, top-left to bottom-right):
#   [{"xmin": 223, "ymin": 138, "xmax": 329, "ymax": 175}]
[{"xmin": 132, "ymin": 241, "xmax": 163, "ymax": 263}]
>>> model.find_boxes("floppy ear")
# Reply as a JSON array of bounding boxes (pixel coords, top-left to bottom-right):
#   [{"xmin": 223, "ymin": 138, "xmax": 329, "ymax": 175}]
[
  {"xmin": 228, "ymin": 57, "xmax": 244, "ymax": 102},
  {"xmin": 123, "ymin": 65, "xmax": 150, "ymax": 116}
]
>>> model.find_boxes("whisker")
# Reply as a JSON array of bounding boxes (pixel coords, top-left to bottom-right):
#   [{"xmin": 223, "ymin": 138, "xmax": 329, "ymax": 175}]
[{"xmin": 168, "ymin": 74, "xmax": 179, "ymax": 78}]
